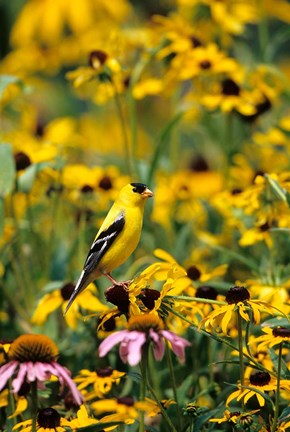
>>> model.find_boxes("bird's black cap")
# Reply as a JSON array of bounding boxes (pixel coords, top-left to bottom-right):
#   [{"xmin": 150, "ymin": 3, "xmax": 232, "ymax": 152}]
[{"xmin": 131, "ymin": 183, "xmax": 148, "ymax": 194}]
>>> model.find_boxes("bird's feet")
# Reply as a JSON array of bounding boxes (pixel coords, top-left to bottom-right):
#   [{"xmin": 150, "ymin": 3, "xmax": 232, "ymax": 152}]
[{"xmin": 104, "ymin": 273, "xmax": 132, "ymax": 290}]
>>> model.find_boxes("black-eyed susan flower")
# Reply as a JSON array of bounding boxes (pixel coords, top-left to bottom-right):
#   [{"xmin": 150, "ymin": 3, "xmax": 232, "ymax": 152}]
[
  {"xmin": 91, "ymin": 396, "xmax": 160, "ymax": 427},
  {"xmin": 31, "ymin": 282, "xmax": 108, "ymax": 330},
  {"xmin": 226, "ymin": 372, "xmax": 290, "ymax": 407},
  {"xmin": 199, "ymin": 285, "xmax": 280, "ymax": 334},
  {"xmin": 64, "ymin": 404, "xmax": 99, "ymax": 430},
  {"xmin": 0, "ymin": 334, "xmax": 82, "ymax": 405},
  {"xmin": 252, "ymin": 327, "xmax": 290, "ymax": 349},
  {"xmin": 74, "ymin": 366, "xmax": 125, "ymax": 399},
  {"xmin": 66, "ymin": 50, "xmax": 126, "ymax": 104},
  {"xmin": 98, "ymin": 313, "xmax": 190, "ymax": 366},
  {"xmin": 210, "ymin": 409, "xmax": 259, "ymax": 426},
  {"xmin": 12, "ymin": 407, "xmax": 70, "ymax": 431}
]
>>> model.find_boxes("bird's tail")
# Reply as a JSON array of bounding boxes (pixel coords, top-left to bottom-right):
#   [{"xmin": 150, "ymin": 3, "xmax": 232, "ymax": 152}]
[{"xmin": 64, "ymin": 271, "xmax": 90, "ymax": 315}]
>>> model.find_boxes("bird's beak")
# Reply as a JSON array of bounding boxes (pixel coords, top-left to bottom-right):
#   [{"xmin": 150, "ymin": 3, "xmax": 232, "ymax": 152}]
[{"xmin": 142, "ymin": 187, "xmax": 154, "ymax": 198}]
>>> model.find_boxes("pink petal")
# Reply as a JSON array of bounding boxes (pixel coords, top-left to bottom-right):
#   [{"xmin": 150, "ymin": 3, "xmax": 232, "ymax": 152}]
[
  {"xmin": 149, "ymin": 329, "xmax": 165, "ymax": 361},
  {"xmin": 33, "ymin": 362, "xmax": 51, "ymax": 382},
  {"xmin": 98, "ymin": 330, "xmax": 129, "ymax": 358},
  {"xmin": 161, "ymin": 330, "xmax": 191, "ymax": 363},
  {"xmin": 52, "ymin": 362, "xmax": 83, "ymax": 406},
  {"xmin": 26, "ymin": 361, "xmax": 37, "ymax": 382},
  {"xmin": 125, "ymin": 332, "xmax": 146, "ymax": 366},
  {"xmin": 0, "ymin": 361, "xmax": 18, "ymax": 392},
  {"xmin": 12, "ymin": 363, "xmax": 28, "ymax": 393}
]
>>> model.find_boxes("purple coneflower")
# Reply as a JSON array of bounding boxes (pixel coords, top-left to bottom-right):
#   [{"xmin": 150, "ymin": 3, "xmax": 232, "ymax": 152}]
[
  {"xmin": 0, "ymin": 334, "xmax": 82, "ymax": 405},
  {"xmin": 99, "ymin": 313, "xmax": 191, "ymax": 366}
]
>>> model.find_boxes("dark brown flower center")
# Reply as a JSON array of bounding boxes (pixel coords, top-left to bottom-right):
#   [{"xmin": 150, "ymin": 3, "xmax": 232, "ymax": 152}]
[
  {"xmin": 81, "ymin": 184, "xmax": 94, "ymax": 193},
  {"xmin": 189, "ymin": 155, "xmax": 209, "ymax": 172},
  {"xmin": 117, "ymin": 396, "xmax": 135, "ymax": 406},
  {"xmin": 249, "ymin": 371, "xmax": 271, "ymax": 387},
  {"xmin": 230, "ymin": 411, "xmax": 240, "ymax": 418},
  {"xmin": 14, "ymin": 152, "xmax": 31, "ymax": 171},
  {"xmin": 64, "ymin": 392, "xmax": 80, "ymax": 411},
  {"xmin": 190, "ymin": 36, "xmax": 202, "ymax": 48},
  {"xmin": 140, "ymin": 288, "xmax": 161, "ymax": 310},
  {"xmin": 195, "ymin": 285, "xmax": 217, "ymax": 300},
  {"xmin": 200, "ymin": 60, "xmax": 211, "ymax": 70},
  {"xmin": 231, "ymin": 188, "xmax": 243, "ymax": 195},
  {"xmin": 272, "ymin": 327, "xmax": 290, "ymax": 338},
  {"xmin": 89, "ymin": 50, "xmax": 108, "ymax": 69},
  {"xmin": 61, "ymin": 283, "xmax": 76, "ymax": 301},
  {"xmin": 105, "ymin": 285, "xmax": 130, "ymax": 314},
  {"xmin": 37, "ymin": 408, "xmax": 61, "ymax": 428},
  {"xmin": 226, "ymin": 286, "xmax": 250, "ymax": 304},
  {"xmin": 259, "ymin": 222, "xmax": 270, "ymax": 232},
  {"xmin": 99, "ymin": 176, "xmax": 113, "ymax": 190},
  {"xmin": 100, "ymin": 315, "xmax": 117, "ymax": 332},
  {"xmin": 221, "ymin": 78, "xmax": 240, "ymax": 96},
  {"xmin": 186, "ymin": 266, "xmax": 201, "ymax": 281},
  {"xmin": 96, "ymin": 367, "xmax": 113, "ymax": 377}
]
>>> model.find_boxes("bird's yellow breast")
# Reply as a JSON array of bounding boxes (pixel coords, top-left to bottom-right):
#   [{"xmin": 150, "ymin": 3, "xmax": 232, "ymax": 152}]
[{"xmin": 97, "ymin": 204, "xmax": 144, "ymax": 275}]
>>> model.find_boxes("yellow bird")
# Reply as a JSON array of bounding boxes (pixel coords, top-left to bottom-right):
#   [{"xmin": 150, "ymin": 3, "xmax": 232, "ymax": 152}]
[{"xmin": 65, "ymin": 182, "xmax": 153, "ymax": 314}]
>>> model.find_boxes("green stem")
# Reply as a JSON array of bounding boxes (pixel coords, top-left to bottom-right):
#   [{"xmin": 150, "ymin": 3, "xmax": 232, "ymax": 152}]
[
  {"xmin": 146, "ymin": 112, "xmax": 183, "ymax": 186},
  {"xmin": 163, "ymin": 304, "xmax": 275, "ymax": 377},
  {"xmin": 30, "ymin": 380, "xmax": 38, "ymax": 432},
  {"xmin": 169, "ymin": 296, "xmax": 226, "ymax": 305},
  {"xmin": 207, "ymin": 338, "xmax": 214, "ymax": 385},
  {"xmin": 139, "ymin": 345, "xmax": 148, "ymax": 432},
  {"xmin": 165, "ymin": 344, "xmax": 182, "ymax": 431},
  {"xmin": 8, "ymin": 379, "xmax": 17, "ymax": 426},
  {"xmin": 271, "ymin": 343, "xmax": 283, "ymax": 432},
  {"xmin": 258, "ymin": 0, "xmax": 269, "ymax": 62},
  {"xmin": 9, "ymin": 193, "xmax": 33, "ymax": 311},
  {"xmin": 146, "ymin": 381, "xmax": 177, "ymax": 432},
  {"xmin": 112, "ymin": 82, "xmax": 133, "ymax": 177},
  {"xmin": 237, "ymin": 312, "xmax": 245, "ymax": 409},
  {"xmin": 128, "ymin": 92, "xmax": 141, "ymax": 180}
]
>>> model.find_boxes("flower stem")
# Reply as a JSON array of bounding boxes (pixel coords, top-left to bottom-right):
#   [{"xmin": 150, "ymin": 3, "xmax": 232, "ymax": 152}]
[
  {"xmin": 146, "ymin": 381, "xmax": 178, "ymax": 432},
  {"xmin": 271, "ymin": 343, "xmax": 283, "ymax": 432},
  {"xmin": 112, "ymin": 82, "xmax": 133, "ymax": 178},
  {"xmin": 237, "ymin": 311, "xmax": 245, "ymax": 409},
  {"xmin": 139, "ymin": 345, "xmax": 148, "ymax": 432},
  {"xmin": 30, "ymin": 380, "xmax": 38, "ymax": 432},
  {"xmin": 165, "ymin": 343, "xmax": 182, "ymax": 431}
]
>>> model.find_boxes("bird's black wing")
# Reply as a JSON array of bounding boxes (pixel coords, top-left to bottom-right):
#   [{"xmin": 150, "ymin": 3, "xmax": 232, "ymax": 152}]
[
  {"xmin": 83, "ymin": 212, "xmax": 125, "ymax": 274},
  {"xmin": 64, "ymin": 212, "xmax": 125, "ymax": 314}
]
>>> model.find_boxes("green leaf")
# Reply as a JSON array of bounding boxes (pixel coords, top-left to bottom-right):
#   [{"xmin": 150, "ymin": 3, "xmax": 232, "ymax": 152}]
[
  {"xmin": 269, "ymin": 348, "xmax": 290, "ymax": 379},
  {"xmin": 279, "ymin": 405, "xmax": 290, "ymax": 421},
  {"xmin": 0, "ymin": 75, "xmax": 21, "ymax": 99},
  {"xmin": 265, "ymin": 174, "xmax": 288, "ymax": 205},
  {"xmin": 208, "ymin": 244, "xmax": 259, "ymax": 272},
  {"xmin": 17, "ymin": 161, "xmax": 52, "ymax": 193},
  {"xmin": 42, "ymin": 281, "xmax": 65, "ymax": 293},
  {"xmin": 77, "ymin": 421, "xmax": 122, "ymax": 431},
  {"xmin": 0, "ymin": 143, "xmax": 16, "ymax": 198},
  {"xmin": 262, "ymin": 317, "xmax": 290, "ymax": 327},
  {"xmin": 0, "ymin": 198, "xmax": 4, "ymax": 239},
  {"xmin": 146, "ymin": 112, "xmax": 183, "ymax": 185},
  {"xmin": 127, "ymin": 371, "xmax": 142, "ymax": 383}
]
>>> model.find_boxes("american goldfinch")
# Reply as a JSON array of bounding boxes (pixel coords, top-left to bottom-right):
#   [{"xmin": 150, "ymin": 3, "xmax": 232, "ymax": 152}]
[{"xmin": 65, "ymin": 182, "xmax": 153, "ymax": 314}]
